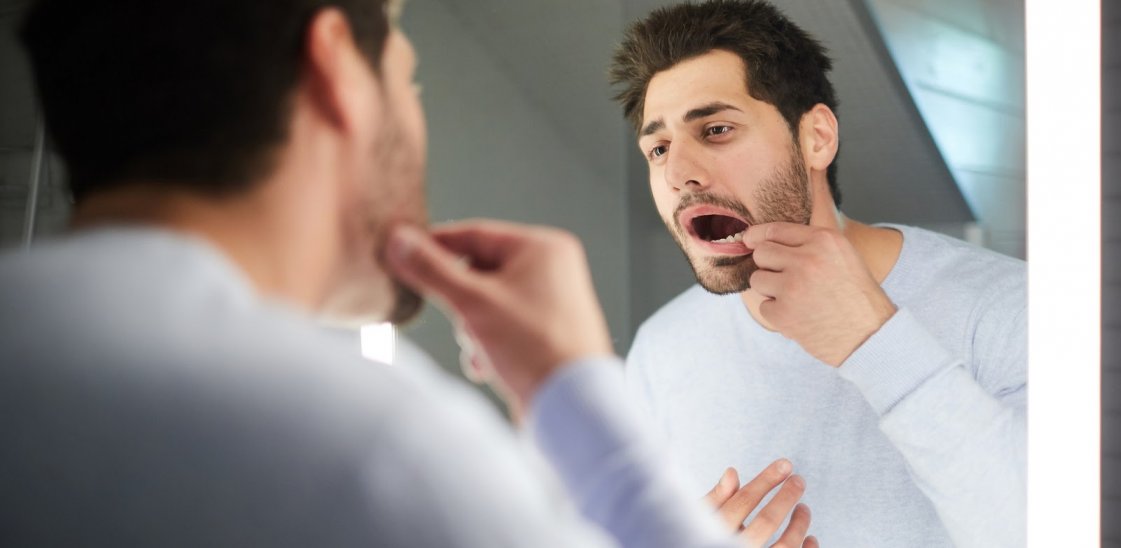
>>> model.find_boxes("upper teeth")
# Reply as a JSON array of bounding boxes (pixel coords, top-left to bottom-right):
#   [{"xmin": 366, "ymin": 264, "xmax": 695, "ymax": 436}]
[{"xmin": 712, "ymin": 230, "xmax": 746, "ymax": 244}]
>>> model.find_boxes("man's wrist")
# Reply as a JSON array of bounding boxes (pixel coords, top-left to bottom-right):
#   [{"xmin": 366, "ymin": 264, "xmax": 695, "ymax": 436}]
[
  {"xmin": 833, "ymin": 296, "xmax": 897, "ymax": 367},
  {"xmin": 515, "ymin": 351, "xmax": 616, "ymax": 410}
]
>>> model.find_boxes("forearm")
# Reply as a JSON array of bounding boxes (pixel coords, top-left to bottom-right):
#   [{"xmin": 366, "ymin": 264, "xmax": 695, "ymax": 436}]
[
  {"xmin": 530, "ymin": 357, "xmax": 736, "ymax": 548},
  {"xmin": 839, "ymin": 309, "xmax": 1026, "ymax": 548}
]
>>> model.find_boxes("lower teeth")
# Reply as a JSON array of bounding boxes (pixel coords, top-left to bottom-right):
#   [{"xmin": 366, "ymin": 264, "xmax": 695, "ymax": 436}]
[{"xmin": 712, "ymin": 232, "xmax": 743, "ymax": 243}]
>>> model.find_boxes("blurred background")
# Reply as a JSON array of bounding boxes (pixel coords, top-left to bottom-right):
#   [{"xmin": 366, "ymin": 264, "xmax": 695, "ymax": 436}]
[{"xmin": 5, "ymin": 0, "xmax": 1116, "ymax": 542}]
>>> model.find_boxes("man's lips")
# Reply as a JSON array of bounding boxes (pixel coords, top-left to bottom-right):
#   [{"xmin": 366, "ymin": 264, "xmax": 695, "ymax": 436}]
[{"xmin": 679, "ymin": 205, "xmax": 753, "ymax": 255}]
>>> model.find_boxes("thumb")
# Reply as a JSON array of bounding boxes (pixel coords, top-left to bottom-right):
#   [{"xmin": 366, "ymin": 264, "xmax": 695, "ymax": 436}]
[
  {"xmin": 386, "ymin": 224, "xmax": 481, "ymax": 310},
  {"xmin": 703, "ymin": 467, "xmax": 739, "ymax": 507}
]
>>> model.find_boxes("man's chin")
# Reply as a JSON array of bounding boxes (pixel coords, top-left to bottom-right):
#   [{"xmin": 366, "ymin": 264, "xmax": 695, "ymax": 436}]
[{"xmin": 696, "ymin": 277, "xmax": 750, "ymax": 296}]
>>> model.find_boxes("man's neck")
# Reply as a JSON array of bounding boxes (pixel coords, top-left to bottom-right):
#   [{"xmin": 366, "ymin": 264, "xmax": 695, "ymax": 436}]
[
  {"xmin": 70, "ymin": 182, "xmax": 337, "ymax": 312},
  {"xmin": 739, "ymin": 211, "xmax": 903, "ymax": 331}
]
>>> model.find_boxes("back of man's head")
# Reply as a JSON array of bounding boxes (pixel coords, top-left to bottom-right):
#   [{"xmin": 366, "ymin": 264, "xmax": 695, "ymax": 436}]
[{"xmin": 20, "ymin": 0, "xmax": 393, "ymax": 204}]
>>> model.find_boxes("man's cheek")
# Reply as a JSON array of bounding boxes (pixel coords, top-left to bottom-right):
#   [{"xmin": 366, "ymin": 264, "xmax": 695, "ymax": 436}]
[{"xmin": 651, "ymin": 194, "xmax": 674, "ymax": 222}]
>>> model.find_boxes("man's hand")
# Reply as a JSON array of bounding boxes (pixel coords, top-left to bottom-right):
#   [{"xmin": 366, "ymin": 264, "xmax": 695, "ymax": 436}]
[
  {"xmin": 385, "ymin": 220, "xmax": 614, "ymax": 409},
  {"xmin": 743, "ymin": 223, "xmax": 897, "ymax": 366},
  {"xmin": 703, "ymin": 460, "xmax": 818, "ymax": 547}
]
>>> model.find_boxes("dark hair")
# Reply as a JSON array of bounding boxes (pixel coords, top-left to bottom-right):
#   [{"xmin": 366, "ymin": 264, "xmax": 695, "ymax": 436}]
[
  {"xmin": 610, "ymin": 0, "xmax": 841, "ymax": 205},
  {"xmin": 20, "ymin": 0, "xmax": 393, "ymax": 202}
]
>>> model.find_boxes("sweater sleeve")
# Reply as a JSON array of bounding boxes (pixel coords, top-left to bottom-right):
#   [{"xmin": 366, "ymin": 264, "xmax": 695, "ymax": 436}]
[
  {"xmin": 837, "ymin": 308, "xmax": 1025, "ymax": 548},
  {"xmin": 529, "ymin": 357, "xmax": 737, "ymax": 548}
]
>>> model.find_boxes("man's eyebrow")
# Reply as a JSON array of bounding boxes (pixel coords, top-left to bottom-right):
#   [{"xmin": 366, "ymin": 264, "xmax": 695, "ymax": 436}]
[
  {"xmin": 640, "ymin": 119, "xmax": 665, "ymax": 137},
  {"xmin": 640, "ymin": 102, "xmax": 743, "ymax": 137},
  {"xmin": 683, "ymin": 101, "xmax": 742, "ymax": 122}
]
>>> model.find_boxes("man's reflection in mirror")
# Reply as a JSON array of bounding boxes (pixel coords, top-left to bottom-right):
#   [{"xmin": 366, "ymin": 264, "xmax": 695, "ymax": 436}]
[{"xmin": 612, "ymin": 1, "xmax": 1025, "ymax": 546}]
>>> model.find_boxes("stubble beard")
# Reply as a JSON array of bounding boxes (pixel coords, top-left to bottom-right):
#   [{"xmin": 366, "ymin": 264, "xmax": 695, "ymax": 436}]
[
  {"xmin": 328, "ymin": 108, "xmax": 428, "ymax": 327},
  {"xmin": 668, "ymin": 145, "xmax": 813, "ymax": 295},
  {"xmin": 377, "ymin": 116, "xmax": 427, "ymax": 326}
]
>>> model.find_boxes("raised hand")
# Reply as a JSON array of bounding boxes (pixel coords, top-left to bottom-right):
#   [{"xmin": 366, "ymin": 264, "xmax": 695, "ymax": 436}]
[
  {"xmin": 385, "ymin": 220, "xmax": 614, "ymax": 408},
  {"xmin": 743, "ymin": 223, "xmax": 897, "ymax": 366},
  {"xmin": 703, "ymin": 460, "xmax": 818, "ymax": 548}
]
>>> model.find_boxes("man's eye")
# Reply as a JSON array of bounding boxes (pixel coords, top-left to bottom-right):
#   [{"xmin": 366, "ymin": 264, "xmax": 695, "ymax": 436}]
[
  {"xmin": 705, "ymin": 125, "xmax": 732, "ymax": 137},
  {"xmin": 649, "ymin": 145, "xmax": 668, "ymax": 159}
]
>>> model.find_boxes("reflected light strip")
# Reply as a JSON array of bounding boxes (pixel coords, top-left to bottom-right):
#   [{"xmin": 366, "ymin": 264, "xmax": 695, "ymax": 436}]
[
  {"xmin": 1026, "ymin": 0, "xmax": 1101, "ymax": 546},
  {"xmin": 360, "ymin": 323, "xmax": 397, "ymax": 365}
]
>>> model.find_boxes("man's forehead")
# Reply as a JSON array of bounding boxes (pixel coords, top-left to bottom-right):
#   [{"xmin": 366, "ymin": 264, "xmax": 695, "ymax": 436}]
[{"xmin": 642, "ymin": 50, "xmax": 751, "ymax": 125}]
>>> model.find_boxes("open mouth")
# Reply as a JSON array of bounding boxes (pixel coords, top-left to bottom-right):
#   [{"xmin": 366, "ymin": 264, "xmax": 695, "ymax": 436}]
[
  {"xmin": 677, "ymin": 204, "xmax": 753, "ymax": 255},
  {"xmin": 672, "ymin": 202, "xmax": 753, "ymax": 256},
  {"xmin": 681, "ymin": 205, "xmax": 750, "ymax": 242},
  {"xmin": 691, "ymin": 214, "xmax": 749, "ymax": 243}
]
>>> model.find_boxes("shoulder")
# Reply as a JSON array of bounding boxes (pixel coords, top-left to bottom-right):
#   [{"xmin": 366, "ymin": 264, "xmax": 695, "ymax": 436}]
[
  {"xmin": 889, "ymin": 225, "xmax": 1025, "ymax": 305},
  {"xmin": 0, "ymin": 230, "xmax": 507, "ymax": 485},
  {"xmin": 897, "ymin": 225, "xmax": 1024, "ymax": 277},
  {"xmin": 887, "ymin": 226, "xmax": 1026, "ymax": 397}
]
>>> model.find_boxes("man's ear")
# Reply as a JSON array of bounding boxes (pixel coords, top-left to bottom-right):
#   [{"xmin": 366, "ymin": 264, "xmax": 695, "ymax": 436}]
[
  {"xmin": 302, "ymin": 7, "xmax": 379, "ymax": 136},
  {"xmin": 798, "ymin": 104, "xmax": 839, "ymax": 174}
]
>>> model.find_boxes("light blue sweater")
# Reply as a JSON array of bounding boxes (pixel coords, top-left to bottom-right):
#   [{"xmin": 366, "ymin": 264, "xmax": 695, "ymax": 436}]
[
  {"xmin": 626, "ymin": 224, "xmax": 1026, "ymax": 547},
  {"xmin": 0, "ymin": 228, "xmax": 738, "ymax": 547}
]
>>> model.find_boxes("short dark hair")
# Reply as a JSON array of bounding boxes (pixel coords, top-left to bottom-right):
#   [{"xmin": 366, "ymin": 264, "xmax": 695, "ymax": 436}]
[
  {"xmin": 20, "ymin": 0, "xmax": 393, "ymax": 203},
  {"xmin": 610, "ymin": 0, "xmax": 841, "ymax": 205}
]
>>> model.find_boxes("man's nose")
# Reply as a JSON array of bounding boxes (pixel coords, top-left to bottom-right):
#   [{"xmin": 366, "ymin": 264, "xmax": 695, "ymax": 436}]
[{"xmin": 663, "ymin": 140, "xmax": 710, "ymax": 192}]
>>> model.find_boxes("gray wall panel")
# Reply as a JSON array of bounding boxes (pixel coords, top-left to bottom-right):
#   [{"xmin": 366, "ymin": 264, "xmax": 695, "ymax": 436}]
[
  {"xmin": 1103, "ymin": 0, "xmax": 1119, "ymax": 542},
  {"xmin": 1105, "ymin": 496, "xmax": 1121, "ymax": 545}
]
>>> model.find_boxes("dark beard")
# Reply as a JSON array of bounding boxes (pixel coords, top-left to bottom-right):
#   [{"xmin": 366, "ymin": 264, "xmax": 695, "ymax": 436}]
[{"xmin": 667, "ymin": 144, "xmax": 812, "ymax": 295}]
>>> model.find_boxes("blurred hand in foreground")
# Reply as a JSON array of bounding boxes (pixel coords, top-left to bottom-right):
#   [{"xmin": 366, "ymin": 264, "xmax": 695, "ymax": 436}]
[{"xmin": 386, "ymin": 220, "xmax": 614, "ymax": 409}]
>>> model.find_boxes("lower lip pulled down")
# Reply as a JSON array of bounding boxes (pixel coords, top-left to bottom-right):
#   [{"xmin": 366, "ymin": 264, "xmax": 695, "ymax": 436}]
[{"xmin": 692, "ymin": 234, "xmax": 752, "ymax": 255}]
